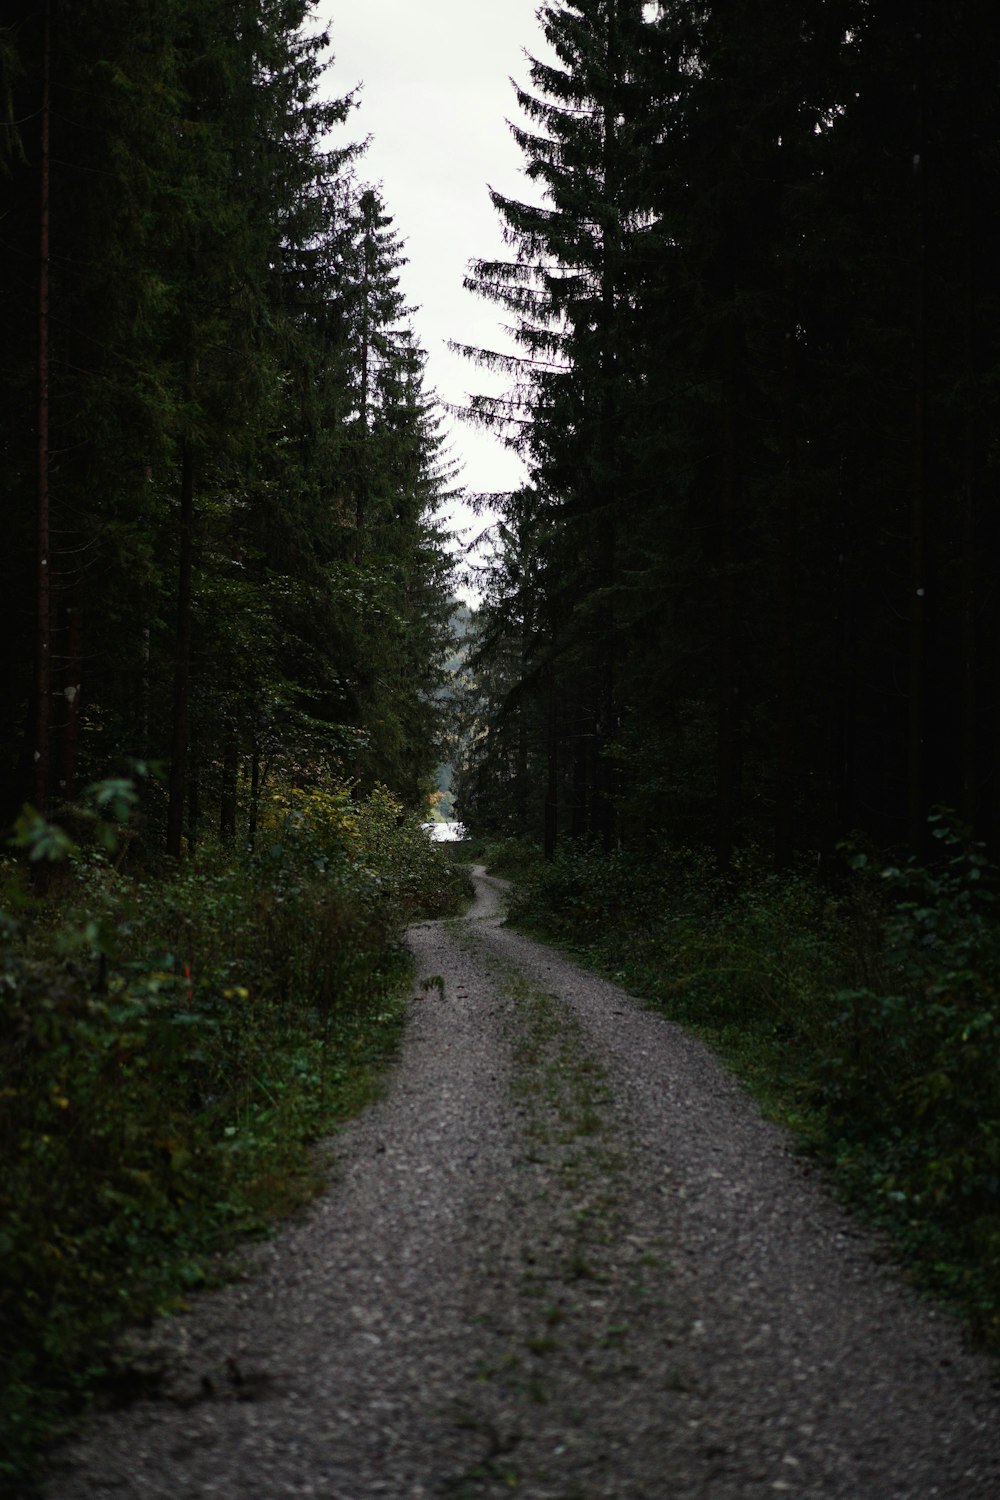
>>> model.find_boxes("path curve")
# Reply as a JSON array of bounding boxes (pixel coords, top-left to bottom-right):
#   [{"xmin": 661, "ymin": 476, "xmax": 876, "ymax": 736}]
[{"xmin": 44, "ymin": 867, "xmax": 1000, "ymax": 1498}]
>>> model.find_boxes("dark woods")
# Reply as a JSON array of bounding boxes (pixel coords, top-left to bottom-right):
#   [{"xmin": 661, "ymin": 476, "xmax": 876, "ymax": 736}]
[
  {"xmin": 0, "ymin": 0, "xmax": 454, "ymax": 846},
  {"xmin": 5, "ymin": 1, "xmax": 997, "ymax": 867},
  {"xmin": 2, "ymin": 3, "xmax": 1000, "ymax": 1458},
  {"xmin": 456, "ymin": 0, "xmax": 1000, "ymax": 866},
  {"xmin": 0, "ymin": 10, "xmax": 467, "ymax": 1474}
]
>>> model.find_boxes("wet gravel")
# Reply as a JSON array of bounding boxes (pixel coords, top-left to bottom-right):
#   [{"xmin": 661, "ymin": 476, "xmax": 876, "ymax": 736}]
[{"xmin": 41, "ymin": 866, "xmax": 1000, "ymax": 1498}]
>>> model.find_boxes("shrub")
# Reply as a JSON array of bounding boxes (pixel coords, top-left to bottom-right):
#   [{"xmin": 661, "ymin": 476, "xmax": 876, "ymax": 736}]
[
  {"xmin": 0, "ymin": 777, "xmax": 466, "ymax": 1487},
  {"xmin": 505, "ymin": 822, "xmax": 1000, "ymax": 1346},
  {"xmin": 353, "ymin": 785, "xmax": 473, "ymax": 920},
  {"xmin": 815, "ymin": 820, "xmax": 1000, "ymax": 1330}
]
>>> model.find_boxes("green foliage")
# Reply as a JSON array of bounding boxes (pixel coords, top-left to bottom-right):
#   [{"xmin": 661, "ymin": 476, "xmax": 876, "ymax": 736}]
[
  {"xmin": 815, "ymin": 818, "xmax": 1000, "ymax": 1335},
  {"xmin": 459, "ymin": 1, "xmax": 1000, "ymax": 862},
  {"xmin": 353, "ymin": 786, "xmax": 473, "ymax": 921},
  {"xmin": 481, "ymin": 835, "xmax": 543, "ymax": 881},
  {"xmin": 0, "ymin": 2, "xmax": 454, "ymax": 842},
  {"xmin": 0, "ymin": 781, "xmax": 464, "ymax": 1489},
  {"xmin": 10, "ymin": 777, "xmax": 146, "ymax": 863},
  {"xmin": 506, "ymin": 822, "xmax": 1000, "ymax": 1349},
  {"xmin": 9, "ymin": 808, "xmax": 77, "ymax": 864}
]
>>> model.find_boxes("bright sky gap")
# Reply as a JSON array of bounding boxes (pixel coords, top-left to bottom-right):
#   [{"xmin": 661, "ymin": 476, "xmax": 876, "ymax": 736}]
[{"xmin": 321, "ymin": 1, "xmax": 553, "ymax": 592}]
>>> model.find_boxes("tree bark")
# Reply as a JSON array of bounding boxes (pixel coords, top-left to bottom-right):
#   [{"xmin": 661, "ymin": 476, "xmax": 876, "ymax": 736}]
[
  {"xmin": 715, "ymin": 315, "xmax": 740, "ymax": 870},
  {"xmin": 774, "ymin": 332, "xmax": 798, "ymax": 868},
  {"xmin": 220, "ymin": 720, "xmax": 239, "ymax": 844},
  {"xmin": 186, "ymin": 719, "xmax": 200, "ymax": 856},
  {"xmin": 248, "ymin": 738, "xmax": 262, "ymax": 852},
  {"xmin": 166, "ymin": 434, "xmax": 196, "ymax": 858},
  {"xmin": 907, "ymin": 7, "xmax": 928, "ymax": 852},
  {"xmin": 959, "ymin": 43, "xmax": 978, "ymax": 833},
  {"xmin": 825, "ymin": 470, "xmax": 858, "ymax": 864},
  {"xmin": 61, "ymin": 601, "xmax": 81, "ymax": 801},
  {"xmin": 544, "ymin": 661, "xmax": 559, "ymax": 859},
  {"xmin": 34, "ymin": 0, "xmax": 52, "ymax": 815}
]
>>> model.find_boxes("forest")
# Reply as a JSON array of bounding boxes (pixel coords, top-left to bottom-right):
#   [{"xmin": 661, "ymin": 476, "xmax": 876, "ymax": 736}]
[
  {"xmin": 3, "ymin": 0, "xmax": 1000, "ymax": 1486},
  {"xmin": 455, "ymin": 0, "xmax": 1000, "ymax": 868},
  {"xmin": 0, "ymin": 1, "xmax": 468, "ymax": 1482},
  {"xmin": 449, "ymin": 0, "xmax": 1000, "ymax": 1393},
  {"xmin": 0, "ymin": 0, "xmax": 455, "ymax": 839}
]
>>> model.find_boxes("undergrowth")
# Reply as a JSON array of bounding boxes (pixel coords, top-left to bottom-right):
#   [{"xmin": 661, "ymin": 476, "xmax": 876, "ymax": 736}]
[
  {"xmin": 497, "ymin": 817, "xmax": 1000, "ymax": 1353},
  {"xmin": 0, "ymin": 777, "xmax": 470, "ymax": 1492}
]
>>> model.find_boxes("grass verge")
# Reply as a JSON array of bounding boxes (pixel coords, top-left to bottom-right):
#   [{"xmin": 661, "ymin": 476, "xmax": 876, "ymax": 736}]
[
  {"xmin": 490, "ymin": 827, "xmax": 1000, "ymax": 1356},
  {"xmin": 441, "ymin": 935, "xmax": 639, "ymax": 1497}
]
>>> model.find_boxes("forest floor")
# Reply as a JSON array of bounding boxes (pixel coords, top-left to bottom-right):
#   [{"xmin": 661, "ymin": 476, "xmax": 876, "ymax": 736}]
[{"xmin": 41, "ymin": 867, "xmax": 1000, "ymax": 1499}]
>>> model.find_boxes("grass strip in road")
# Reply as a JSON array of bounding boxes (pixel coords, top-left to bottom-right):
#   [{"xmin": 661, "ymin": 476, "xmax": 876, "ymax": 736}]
[{"xmin": 441, "ymin": 929, "xmax": 671, "ymax": 1496}]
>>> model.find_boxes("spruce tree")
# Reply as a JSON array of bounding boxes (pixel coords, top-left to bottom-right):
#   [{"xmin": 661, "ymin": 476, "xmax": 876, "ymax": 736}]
[
  {"xmin": 0, "ymin": 0, "xmax": 454, "ymax": 841},
  {"xmin": 458, "ymin": 0, "xmax": 662, "ymax": 849}
]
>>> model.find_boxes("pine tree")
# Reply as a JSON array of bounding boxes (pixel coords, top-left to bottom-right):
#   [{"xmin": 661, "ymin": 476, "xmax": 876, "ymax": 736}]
[
  {"xmin": 458, "ymin": 0, "xmax": 663, "ymax": 849},
  {"xmin": 0, "ymin": 0, "xmax": 454, "ymax": 842}
]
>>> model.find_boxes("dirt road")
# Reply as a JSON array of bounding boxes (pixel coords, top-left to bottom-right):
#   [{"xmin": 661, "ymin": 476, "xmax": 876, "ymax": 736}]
[{"xmin": 45, "ymin": 866, "xmax": 1000, "ymax": 1498}]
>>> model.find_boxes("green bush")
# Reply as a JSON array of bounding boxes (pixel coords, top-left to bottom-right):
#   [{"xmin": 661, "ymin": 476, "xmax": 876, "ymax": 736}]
[
  {"xmin": 482, "ymin": 834, "xmax": 544, "ymax": 881},
  {"xmin": 354, "ymin": 786, "xmax": 473, "ymax": 920},
  {"xmin": 815, "ymin": 820, "xmax": 1000, "ymax": 1330},
  {"xmin": 506, "ymin": 823, "xmax": 1000, "ymax": 1348},
  {"xmin": 0, "ymin": 780, "xmax": 466, "ymax": 1488}
]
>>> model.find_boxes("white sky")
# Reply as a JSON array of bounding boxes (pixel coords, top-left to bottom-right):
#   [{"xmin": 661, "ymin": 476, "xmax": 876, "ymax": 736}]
[{"xmin": 318, "ymin": 0, "xmax": 549, "ymax": 596}]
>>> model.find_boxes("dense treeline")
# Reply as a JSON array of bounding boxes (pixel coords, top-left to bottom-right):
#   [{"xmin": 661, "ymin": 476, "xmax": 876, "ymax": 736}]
[
  {"xmin": 0, "ymin": 4, "xmax": 466, "ymax": 1478},
  {"xmin": 455, "ymin": 0, "xmax": 1000, "ymax": 1349},
  {"xmin": 0, "ymin": 0, "xmax": 453, "ymax": 848},
  {"xmin": 457, "ymin": 0, "xmax": 1000, "ymax": 864}
]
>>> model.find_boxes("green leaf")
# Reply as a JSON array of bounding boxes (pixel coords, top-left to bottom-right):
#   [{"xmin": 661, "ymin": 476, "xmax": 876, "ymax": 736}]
[{"xmin": 9, "ymin": 807, "xmax": 77, "ymax": 862}]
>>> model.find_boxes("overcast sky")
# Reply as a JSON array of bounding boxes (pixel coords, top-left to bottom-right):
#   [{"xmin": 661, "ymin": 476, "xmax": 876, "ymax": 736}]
[{"xmin": 319, "ymin": 0, "xmax": 549, "ymax": 589}]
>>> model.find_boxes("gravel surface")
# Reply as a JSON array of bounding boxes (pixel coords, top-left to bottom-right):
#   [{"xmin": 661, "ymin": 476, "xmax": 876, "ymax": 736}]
[{"xmin": 41, "ymin": 866, "xmax": 1000, "ymax": 1499}]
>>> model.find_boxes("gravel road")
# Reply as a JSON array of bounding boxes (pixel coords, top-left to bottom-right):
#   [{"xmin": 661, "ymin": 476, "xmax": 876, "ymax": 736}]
[{"xmin": 42, "ymin": 866, "xmax": 1000, "ymax": 1499}]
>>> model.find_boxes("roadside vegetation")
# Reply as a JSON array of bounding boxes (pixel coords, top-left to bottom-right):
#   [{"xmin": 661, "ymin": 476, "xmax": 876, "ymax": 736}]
[
  {"xmin": 0, "ymin": 777, "xmax": 470, "ymax": 1492},
  {"xmin": 483, "ymin": 819, "xmax": 1000, "ymax": 1354}
]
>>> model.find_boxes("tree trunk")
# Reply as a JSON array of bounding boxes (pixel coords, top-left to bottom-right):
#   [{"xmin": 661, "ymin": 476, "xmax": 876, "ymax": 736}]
[
  {"xmin": 959, "ymin": 46, "xmax": 978, "ymax": 833},
  {"xmin": 715, "ymin": 316, "xmax": 740, "ymax": 869},
  {"xmin": 219, "ymin": 720, "xmax": 239, "ymax": 844},
  {"xmin": 825, "ymin": 469, "xmax": 858, "ymax": 865},
  {"xmin": 907, "ymin": 7, "xmax": 928, "ymax": 852},
  {"xmin": 248, "ymin": 738, "xmax": 262, "ymax": 852},
  {"xmin": 774, "ymin": 332, "xmax": 798, "ymax": 868},
  {"xmin": 60, "ymin": 600, "xmax": 81, "ymax": 801},
  {"xmin": 356, "ymin": 190, "xmax": 376, "ymax": 563},
  {"xmin": 34, "ymin": 0, "xmax": 52, "ymax": 815},
  {"xmin": 141, "ymin": 625, "xmax": 151, "ymax": 756},
  {"xmin": 167, "ymin": 434, "xmax": 196, "ymax": 857},
  {"xmin": 515, "ymin": 699, "xmax": 529, "ymax": 827},
  {"xmin": 592, "ymin": 0, "xmax": 620, "ymax": 855},
  {"xmin": 570, "ymin": 707, "xmax": 591, "ymax": 843},
  {"xmin": 543, "ymin": 662, "xmax": 559, "ymax": 859},
  {"xmin": 186, "ymin": 719, "xmax": 200, "ymax": 857}
]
